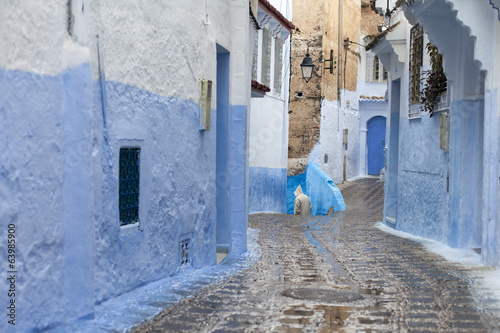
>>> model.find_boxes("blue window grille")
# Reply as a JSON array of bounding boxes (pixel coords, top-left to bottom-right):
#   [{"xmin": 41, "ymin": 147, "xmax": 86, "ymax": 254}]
[
  {"xmin": 119, "ymin": 148, "xmax": 140, "ymax": 225},
  {"xmin": 180, "ymin": 239, "xmax": 191, "ymax": 266},
  {"xmin": 409, "ymin": 24, "xmax": 424, "ymax": 119}
]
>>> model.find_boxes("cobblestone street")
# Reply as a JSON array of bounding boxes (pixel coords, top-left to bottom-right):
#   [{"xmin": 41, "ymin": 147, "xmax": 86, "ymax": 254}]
[{"xmin": 132, "ymin": 178, "xmax": 500, "ymax": 332}]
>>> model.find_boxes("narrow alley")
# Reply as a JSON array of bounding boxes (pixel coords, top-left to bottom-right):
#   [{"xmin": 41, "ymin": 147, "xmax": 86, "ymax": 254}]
[{"xmin": 131, "ymin": 178, "xmax": 500, "ymax": 332}]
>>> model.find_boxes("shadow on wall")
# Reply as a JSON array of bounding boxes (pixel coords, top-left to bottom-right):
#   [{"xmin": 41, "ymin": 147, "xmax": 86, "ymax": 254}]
[{"xmin": 286, "ymin": 163, "xmax": 346, "ymax": 215}]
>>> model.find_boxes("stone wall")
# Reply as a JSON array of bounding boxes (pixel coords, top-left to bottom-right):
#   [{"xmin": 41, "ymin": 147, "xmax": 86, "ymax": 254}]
[
  {"xmin": 288, "ymin": 0, "xmax": 324, "ymax": 175},
  {"xmin": 288, "ymin": 0, "xmax": 382, "ymax": 181}
]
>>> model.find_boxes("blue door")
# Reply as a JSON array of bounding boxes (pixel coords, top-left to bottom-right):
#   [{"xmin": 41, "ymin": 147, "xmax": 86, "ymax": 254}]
[{"xmin": 367, "ymin": 116, "xmax": 386, "ymax": 175}]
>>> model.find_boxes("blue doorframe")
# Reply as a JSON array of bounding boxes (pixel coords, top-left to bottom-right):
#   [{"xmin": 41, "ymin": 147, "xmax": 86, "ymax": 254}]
[
  {"xmin": 367, "ymin": 116, "xmax": 386, "ymax": 175},
  {"xmin": 216, "ymin": 45, "xmax": 230, "ymax": 252}
]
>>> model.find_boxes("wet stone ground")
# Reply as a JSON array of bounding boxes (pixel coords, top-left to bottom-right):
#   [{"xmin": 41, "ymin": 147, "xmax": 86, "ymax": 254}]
[{"xmin": 132, "ymin": 178, "xmax": 500, "ymax": 332}]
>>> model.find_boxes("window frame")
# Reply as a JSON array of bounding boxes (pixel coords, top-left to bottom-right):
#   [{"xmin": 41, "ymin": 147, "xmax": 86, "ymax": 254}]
[
  {"xmin": 260, "ymin": 26, "xmax": 272, "ymax": 87},
  {"xmin": 366, "ymin": 52, "xmax": 387, "ymax": 83},
  {"xmin": 119, "ymin": 147, "xmax": 141, "ymax": 226},
  {"xmin": 273, "ymin": 35, "xmax": 283, "ymax": 96},
  {"xmin": 408, "ymin": 24, "xmax": 424, "ymax": 119}
]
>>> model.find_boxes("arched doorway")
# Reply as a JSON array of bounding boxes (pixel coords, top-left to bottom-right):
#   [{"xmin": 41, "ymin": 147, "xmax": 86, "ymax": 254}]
[{"xmin": 367, "ymin": 116, "xmax": 386, "ymax": 175}]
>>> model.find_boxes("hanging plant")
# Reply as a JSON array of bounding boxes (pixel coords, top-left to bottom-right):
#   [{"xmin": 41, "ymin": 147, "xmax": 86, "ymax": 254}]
[
  {"xmin": 401, "ymin": 0, "xmax": 417, "ymax": 6},
  {"xmin": 420, "ymin": 42, "xmax": 447, "ymax": 117}
]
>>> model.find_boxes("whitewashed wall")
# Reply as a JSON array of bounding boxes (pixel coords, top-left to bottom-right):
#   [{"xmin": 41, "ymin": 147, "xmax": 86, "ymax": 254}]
[
  {"xmin": 377, "ymin": 0, "xmax": 500, "ymax": 267},
  {"xmin": 0, "ymin": 0, "xmax": 252, "ymax": 331},
  {"xmin": 248, "ymin": 0, "xmax": 292, "ymax": 213}
]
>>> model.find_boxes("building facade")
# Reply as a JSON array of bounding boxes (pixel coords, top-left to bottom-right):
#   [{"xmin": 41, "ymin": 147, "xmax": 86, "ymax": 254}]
[
  {"xmin": 370, "ymin": 0, "xmax": 500, "ymax": 267},
  {"xmin": 358, "ymin": 5, "xmax": 389, "ymax": 176},
  {"xmin": 0, "ymin": 0, "xmax": 253, "ymax": 331},
  {"xmin": 248, "ymin": 0, "xmax": 294, "ymax": 214},
  {"xmin": 288, "ymin": 0, "xmax": 385, "ymax": 185}
]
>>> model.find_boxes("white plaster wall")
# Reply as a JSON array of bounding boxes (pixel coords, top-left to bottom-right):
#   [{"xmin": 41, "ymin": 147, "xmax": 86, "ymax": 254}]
[
  {"xmin": 249, "ymin": 2, "xmax": 292, "ymax": 171},
  {"xmin": 89, "ymin": 0, "xmax": 232, "ymax": 102},
  {"xmin": 230, "ymin": 0, "xmax": 251, "ymax": 108},
  {"xmin": 446, "ymin": 0, "xmax": 496, "ymax": 75},
  {"xmin": 358, "ymin": 81, "xmax": 388, "ymax": 98},
  {"xmin": 1, "ymin": 0, "xmax": 252, "ymax": 330},
  {"xmin": 358, "ymin": 45, "xmax": 389, "ymax": 98},
  {"xmin": 0, "ymin": 0, "xmax": 91, "ymax": 74},
  {"xmin": 309, "ymin": 100, "xmax": 343, "ymax": 183},
  {"xmin": 309, "ymin": 91, "xmax": 361, "ymax": 184},
  {"xmin": 249, "ymin": 96, "xmax": 287, "ymax": 169},
  {"xmin": 88, "ymin": 0, "xmax": 253, "ymax": 303}
]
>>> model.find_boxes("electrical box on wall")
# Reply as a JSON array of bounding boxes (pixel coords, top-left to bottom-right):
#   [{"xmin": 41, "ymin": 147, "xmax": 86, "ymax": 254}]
[{"xmin": 200, "ymin": 79, "xmax": 212, "ymax": 131}]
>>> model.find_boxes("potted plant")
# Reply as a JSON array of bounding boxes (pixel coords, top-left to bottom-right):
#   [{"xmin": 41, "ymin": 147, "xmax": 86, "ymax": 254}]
[{"xmin": 420, "ymin": 43, "xmax": 447, "ymax": 117}]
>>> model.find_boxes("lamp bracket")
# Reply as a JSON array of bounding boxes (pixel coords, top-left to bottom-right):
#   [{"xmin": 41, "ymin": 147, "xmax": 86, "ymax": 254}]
[{"xmin": 324, "ymin": 49, "xmax": 337, "ymax": 74}]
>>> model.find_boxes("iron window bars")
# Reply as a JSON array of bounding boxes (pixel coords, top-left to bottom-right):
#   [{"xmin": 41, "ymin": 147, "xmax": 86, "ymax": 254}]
[
  {"xmin": 366, "ymin": 53, "xmax": 387, "ymax": 82},
  {"xmin": 119, "ymin": 148, "xmax": 140, "ymax": 225},
  {"xmin": 409, "ymin": 24, "xmax": 424, "ymax": 118}
]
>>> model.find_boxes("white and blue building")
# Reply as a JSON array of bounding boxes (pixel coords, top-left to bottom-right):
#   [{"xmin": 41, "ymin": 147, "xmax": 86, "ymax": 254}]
[
  {"xmin": 0, "ymin": 0, "xmax": 254, "ymax": 331},
  {"xmin": 370, "ymin": 0, "xmax": 500, "ymax": 267},
  {"xmin": 357, "ymin": 45, "xmax": 389, "ymax": 177},
  {"xmin": 248, "ymin": 0, "xmax": 294, "ymax": 214}
]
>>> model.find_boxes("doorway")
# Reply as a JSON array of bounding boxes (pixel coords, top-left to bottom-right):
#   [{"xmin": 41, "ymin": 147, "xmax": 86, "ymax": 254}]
[
  {"xmin": 216, "ymin": 45, "xmax": 230, "ymax": 261},
  {"xmin": 367, "ymin": 116, "xmax": 386, "ymax": 175},
  {"xmin": 385, "ymin": 79, "xmax": 400, "ymax": 226}
]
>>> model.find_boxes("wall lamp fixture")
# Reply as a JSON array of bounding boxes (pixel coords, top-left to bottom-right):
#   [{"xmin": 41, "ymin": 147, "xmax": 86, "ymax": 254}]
[
  {"xmin": 300, "ymin": 47, "xmax": 314, "ymax": 83},
  {"xmin": 343, "ymin": 37, "xmax": 367, "ymax": 49}
]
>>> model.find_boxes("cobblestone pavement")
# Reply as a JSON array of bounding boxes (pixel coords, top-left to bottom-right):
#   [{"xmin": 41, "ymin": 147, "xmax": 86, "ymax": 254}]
[{"xmin": 132, "ymin": 178, "xmax": 500, "ymax": 332}]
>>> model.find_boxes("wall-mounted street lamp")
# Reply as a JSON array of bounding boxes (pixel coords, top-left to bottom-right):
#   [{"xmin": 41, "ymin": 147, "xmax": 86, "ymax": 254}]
[
  {"xmin": 344, "ymin": 37, "xmax": 366, "ymax": 49},
  {"xmin": 324, "ymin": 50, "xmax": 336, "ymax": 74},
  {"xmin": 385, "ymin": 0, "xmax": 391, "ymax": 17},
  {"xmin": 300, "ymin": 47, "xmax": 314, "ymax": 83}
]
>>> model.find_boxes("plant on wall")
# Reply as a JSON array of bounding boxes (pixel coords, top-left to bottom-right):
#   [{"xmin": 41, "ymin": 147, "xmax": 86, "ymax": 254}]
[
  {"xmin": 420, "ymin": 42, "xmax": 447, "ymax": 117},
  {"xmin": 400, "ymin": 0, "xmax": 417, "ymax": 6}
]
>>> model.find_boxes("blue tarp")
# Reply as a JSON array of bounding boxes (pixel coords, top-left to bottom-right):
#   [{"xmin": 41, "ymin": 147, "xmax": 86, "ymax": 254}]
[{"xmin": 286, "ymin": 163, "xmax": 346, "ymax": 215}]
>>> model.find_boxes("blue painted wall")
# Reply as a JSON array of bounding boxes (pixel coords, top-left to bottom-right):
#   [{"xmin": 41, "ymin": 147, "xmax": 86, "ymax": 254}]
[
  {"xmin": 306, "ymin": 163, "xmax": 346, "ymax": 215},
  {"xmin": 395, "ymin": 100, "xmax": 485, "ymax": 250},
  {"xmin": 286, "ymin": 163, "xmax": 346, "ymax": 215},
  {"xmin": 0, "ymin": 69, "xmax": 252, "ymax": 331},
  {"xmin": 448, "ymin": 100, "xmax": 484, "ymax": 249},
  {"xmin": 287, "ymin": 171, "xmax": 307, "ymax": 214},
  {"xmin": 62, "ymin": 64, "xmax": 95, "ymax": 321},
  {"xmin": 92, "ymin": 79, "xmax": 220, "ymax": 305},
  {"xmin": 229, "ymin": 105, "xmax": 249, "ymax": 254},
  {"xmin": 395, "ymin": 112, "xmax": 449, "ymax": 243},
  {"xmin": 0, "ymin": 65, "xmax": 95, "ymax": 331},
  {"xmin": 249, "ymin": 167, "xmax": 287, "ymax": 213}
]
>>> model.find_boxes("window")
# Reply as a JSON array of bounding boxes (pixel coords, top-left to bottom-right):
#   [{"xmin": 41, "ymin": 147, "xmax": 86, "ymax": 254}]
[
  {"xmin": 409, "ymin": 24, "xmax": 424, "ymax": 118},
  {"xmin": 261, "ymin": 27, "xmax": 272, "ymax": 87},
  {"xmin": 252, "ymin": 25, "xmax": 286, "ymax": 95},
  {"xmin": 252, "ymin": 32, "xmax": 259, "ymax": 81},
  {"xmin": 366, "ymin": 53, "xmax": 387, "ymax": 82},
  {"xmin": 374, "ymin": 55, "xmax": 380, "ymax": 81},
  {"xmin": 119, "ymin": 148, "xmax": 140, "ymax": 226},
  {"xmin": 274, "ymin": 36, "xmax": 283, "ymax": 94}
]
